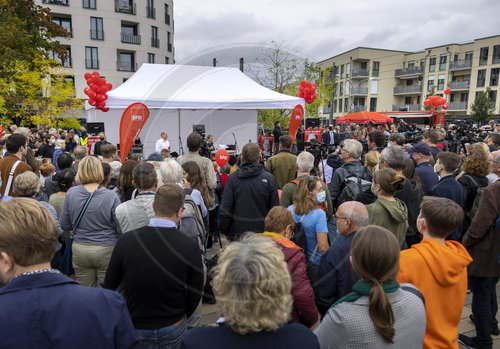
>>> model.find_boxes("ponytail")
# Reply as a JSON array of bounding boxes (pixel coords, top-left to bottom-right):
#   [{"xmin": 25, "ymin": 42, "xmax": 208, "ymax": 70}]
[{"xmin": 368, "ymin": 280, "xmax": 395, "ymax": 343}]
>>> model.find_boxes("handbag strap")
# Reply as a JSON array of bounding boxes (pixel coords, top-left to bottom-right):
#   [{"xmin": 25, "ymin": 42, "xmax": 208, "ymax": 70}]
[
  {"xmin": 309, "ymin": 244, "xmax": 319, "ymax": 263},
  {"xmin": 73, "ymin": 190, "xmax": 96, "ymax": 233},
  {"xmin": 4, "ymin": 160, "xmax": 21, "ymax": 196}
]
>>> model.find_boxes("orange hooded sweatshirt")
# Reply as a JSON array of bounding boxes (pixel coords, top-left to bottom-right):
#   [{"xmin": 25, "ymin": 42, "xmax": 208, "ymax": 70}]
[{"xmin": 397, "ymin": 239, "xmax": 472, "ymax": 349}]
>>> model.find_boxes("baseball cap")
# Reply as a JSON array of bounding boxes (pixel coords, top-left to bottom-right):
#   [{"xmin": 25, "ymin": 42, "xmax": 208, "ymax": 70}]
[
  {"xmin": 405, "ymin": 141, "xmax": 431, "ymax": 156},
  {"xmin": 147, "ymin": 152, "xmax": 163, "ymax": 161}
]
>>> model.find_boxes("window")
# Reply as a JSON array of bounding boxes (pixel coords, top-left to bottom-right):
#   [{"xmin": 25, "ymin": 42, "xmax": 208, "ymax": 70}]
[
  {"xmin": 477, "ymin": 69, "xmax": 486, "ymax": 87},
  {"xmin": 454, "ymin": 53, "xmax": 459, "ymax": 62},
  {"xmin": 151, "ymin": 26, "xmax": 159, "ymax": 48},
  {"xmin": 346, "ymin": 63, "xmax": 350, "ymax": 78},
  {"xmin": 146, "ymin": 0, "xmax": 155, "ymax": 19},
  {"xmin": 489, "ymin": 90, "xmax": 497, "ymax": 104},
  {"xmin": 439, "ymin": 54, "xmax": 447, "ymax": 71},
  {"xmin": 340, "ymin": 65, "xmax": 344, "ymax": 79},
  {"xmin": 360, "ymin": 62, "xmax": 367, "ymax": 70},
  {"xmin": 148, "ymin": 53, "xmax": 155, "ymax": 64},
  {"xmin": 427, "ymin": 75, "xmax": 435, "ymax": 90},
  {"xmin": 116, "ymin": 0, "xmax": 135, "ymax": 14},
  {"xmin": 491, "ymin": 68, "xmax": 500, "ymax": 86},
  {"xmin": 164, "ymin": 3, "xmax": 170, "ymax": 25},
  {"xmin": 344, "ymin": 98, "xmax": 348, "ymax": 113},
  {"xmin": 83, "ymin": 0, "xmax": 96, "ymax": 9},
  {"xmin": 85, "ymin": 47, "xmax": 98, "ymax": 69},
  {"xmin": 50, "ymin": 46, "xmax": 71, "ymax": 68},
  {"xmin": 480, "ymin": 47, "xmax": 489, "ymax": 66},
  {"xmin": 405, "ymin": 96, "xmax": 412, "ymax": 104},
  {"xmin": 42, "ymin": 0, "xmax": 69, "ymax": 5},
  {"xmin": 339, "ymin": 82, "xmax": 343, "ymax": 96},
  {"xmin": 437, "ymin": 74, "xmax": 445, "ymax": 90},
  {"xmin": 461, "ymin": 93, "xmax": 468, "ymax": 103},
  {"xmin": 370, "ymin": 98, "xmax": 377, "ymax": 112},
  {"xmin": 165, "ymin": 56, "xmax": 169, "ymax": 64},
  {"xmin": 408, "ymin": 61, "xmax": 415, "ymax": 68},
  {"xmin": 52, "ymin": 16, "xmax": 72, "ymax": 36},
  {"xmin": 345, "ymin": 81, "xmax": 350, "ymax": 96},
  {"xmin": 338, "ymin": 99, "xmax": 342, "ymax": 113},
  {"xmin": 370, "ymin": 80, "xmax": 378, "ymax": 94},
  {"xmin": 429, "ymin": 56, "xmax": 436, "ymax": 72},
  {"xmin": 465, "ymin": 51, "xmax": 473, "ymax": 62},
  {"xmin": 118, "ymin": 52, "xmax": 135, "ymax": 71},
  {"xmin": 90, "ymin": 17, "xmax": 103, "ymax": 40},
  {"xmin": 493, "ymin": 45, "xmax": 500, "ymax": 64},
  {"xmin": 121, "ymin": 23, "xmax": 140, "ymax": 44},
  {"xmin": 372, "ymin": 61, "xmax": 379, "ymax": 77},
  {"xmin": 167, "ymin": 31, "xmax": 172, "ymax": 52}
]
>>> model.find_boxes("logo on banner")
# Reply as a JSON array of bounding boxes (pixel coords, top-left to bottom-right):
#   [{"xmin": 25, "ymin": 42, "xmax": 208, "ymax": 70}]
[
  {"xmin": 119, "ymin": 103, "xmax": 150, "ymax": 163},
  {"xmin": 132, "ymin": 115, "xmax": 143, "ymax": 121}
]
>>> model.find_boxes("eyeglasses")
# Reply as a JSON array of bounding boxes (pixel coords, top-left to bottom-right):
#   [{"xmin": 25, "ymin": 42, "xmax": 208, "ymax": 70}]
[
  {"xmin": 333, "ymin": 214, "xmax": 349, "ymax": 221},
  {"xmin": 489, "ymin": 159, "xmax": 500, "ymax": 164}
]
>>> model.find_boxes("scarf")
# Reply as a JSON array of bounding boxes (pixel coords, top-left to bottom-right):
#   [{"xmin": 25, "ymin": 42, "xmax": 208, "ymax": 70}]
[{"xmin": 331, "ymin": 280, "xmax": 399, "ymax": 308}]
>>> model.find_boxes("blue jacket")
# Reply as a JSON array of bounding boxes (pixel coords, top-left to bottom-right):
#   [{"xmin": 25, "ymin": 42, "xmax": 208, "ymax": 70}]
[
  {"xmin": 0, "ymin": 272, "xmax": 138, "ymax": 349},
  {"xmin": 415, "ymin": 162, "xmax": 439, "ymax": 195},
  {"xmin": 316, "ymin": 231, "xmax": 359, "ymax": 316}
]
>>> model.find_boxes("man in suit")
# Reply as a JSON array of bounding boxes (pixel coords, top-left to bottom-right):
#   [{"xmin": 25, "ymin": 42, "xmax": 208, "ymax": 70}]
[{"xmin": 322, "ymin": 125, "xmax": 338, "ymax": 147}]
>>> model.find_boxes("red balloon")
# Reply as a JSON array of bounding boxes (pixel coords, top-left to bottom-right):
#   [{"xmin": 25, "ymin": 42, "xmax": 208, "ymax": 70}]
[
  {"xmin": 88, "ymin": 99, "xmax": 97, "ymax": 106},
  {"xmin": 298, "ymin": 86, "xmax": 304, "ymax": 93},
  {"xmin": 92, "ymin": 76, "xmax": 100, "ymax": 84},
  {"xmin": 87, "ymin": 90, "xmax": 96, "ymax": 98},
  {"xmin": 100, "ymin": 86, "xmax": 108, "ymax": 94},
  {"xmin": 83, "ymin": 87, "xmax": 90, "ymax": 95},
  {"xmin": 86, "ymin": 78, "xmax": 93, "ymax": 86},
  {"xmin": 97, "ymin": 100, "xmax": 106, "ymax": 107},
  {"xmin": 442, "ymin": 104, "xmax": 449, "ymax": 110},
  {"xmin": 92, "ymin": 71, "xmax": 100, "ymax": 77},
  {"xmin": 96, "ymin": 94, "xmax": 105, "ymax": 102},
  {"xmin": 106, "ymin": 83, "xmax": 112, "ymax": 90},
  {"xmin": 84, "ymin": 73, "xmax": 92, "ymax": 80},
  {"xmin": 300, "ymin": 80, "xmax": 307, "ymax": 88},
  {"xmin": 215, "ymin": 149, "xmax": 230, "ymax": 167},
  {"xmin": 91, "ymin": 84, "xmax": 100, "ymax": 92},
  {"xmin": 100, "ymin": 107, "xmax": 110, "ymax": 112},
  {"xmin": 312, "ymin": 84, "xmax": 317, "ymax": 90},
  {"xmin": 430, "ymin": 108, "xmax": 435, "ymax": 114},
  {"xmin": 444, "ymin": 87, "xmax": 451, "ymax": 95},
  {"xmin": 423, "ymin": 100, "xmax": 431, "ymax": 107},
  {"xmin": 99, "ymin": 78, "xmax": 106, "ymax": 86},
  {"xmin": 304, "ymin": 88, "xmax": 312, "ymax": 95},
  {"xmin": 103, "ymin": 93, "xmax": 108, "ymax": 100},
  {"xmin": 298, "ymin": 92, "xmax": 304, "ymax": 98}
]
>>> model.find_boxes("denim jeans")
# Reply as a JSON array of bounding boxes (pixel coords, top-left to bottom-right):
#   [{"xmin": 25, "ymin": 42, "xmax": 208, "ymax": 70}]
[
  {"xmin": 327, "ymin": 219, "xmax": 344, "ymax": 246},
  {"xmin": 135, "ymin": 316, "xmax": 187, "ymax": 349},
  {"xmin": 470, "ymin": 276, "xmax": 500, "ymax": 347}
]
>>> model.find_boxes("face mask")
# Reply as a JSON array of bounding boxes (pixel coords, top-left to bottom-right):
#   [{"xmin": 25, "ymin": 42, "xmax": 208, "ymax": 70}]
[
  {"xmin": 314, "ymin": 191, "xmax": 326, "ymax": 204},
  {"xmin": 371, "ymin": 184, "xmax": 378, "ymax": 196},
  {"xmin": 329, "ymin": 127, "xmax": 333, "ymax": 131},
  {"xmin": 100, "ymin": 137, "xmax": 105, "ymax": 141},
  {"xmin": 51, "ymin": 139, "xmax": 55, "ymax": 145},
  {"xmin": 433, "ymin": 163, "xmax": 440, "ymax": 174}
]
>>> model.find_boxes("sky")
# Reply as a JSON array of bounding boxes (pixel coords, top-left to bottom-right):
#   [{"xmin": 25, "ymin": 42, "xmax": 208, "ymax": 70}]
[{"xmin": 174, "ymin": 0, "xmax": 500, "ymax": 65}]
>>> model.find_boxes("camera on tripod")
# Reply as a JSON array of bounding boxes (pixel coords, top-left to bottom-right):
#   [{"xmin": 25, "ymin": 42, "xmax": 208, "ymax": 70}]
[{"xmin": 193, "ymin": 124, "xmax": 211, "ymax": 159}]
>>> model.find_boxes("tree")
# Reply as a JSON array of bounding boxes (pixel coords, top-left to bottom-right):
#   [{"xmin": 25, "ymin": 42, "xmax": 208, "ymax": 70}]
[{"xmin": 470, "ymin": 87, "xmax": 495, "ymax": 125}]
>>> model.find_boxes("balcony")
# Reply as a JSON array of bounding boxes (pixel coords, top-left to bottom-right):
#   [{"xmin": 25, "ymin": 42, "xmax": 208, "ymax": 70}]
[
  {"xmin": 449, "ymin": 60, "xmax": 472, "ymax": 71},
  {"xmin": 90, "ymin": 29, "xmax": 104, "ymax": 40},
  {"xmin": 352, "ymin": 69, "xmax": 369, "ymax": 78},
  {"xmin": 151, "ymin": 38, "xmax": 159, "ymax": 48},
  {"xmin": 115, "ymin": 2, "xmax": 136, "ymax": 15},
  {"xmin": 448, "ymin": 80, "xmax": 470, "ymax": 91},
  {"xmin": 121, "ymin": 33, "xmax": 141, "ymax": 44},
  {"xmin": 43, "ymin": 0, "xmax": 69, "ymax": 5},
  {"xmin": 85, "ymin": 59, "xmax": 99, "ymax": 69},
  {"xmin": 117, "ymin": 61, "xmax": 137, "ymax": 72},
  {"xmin": 352, "ymin": 105, "xmax": 367, "ymax": 112},
  {"xmin": 146, "ymin": 6, "xmax": 156, "ymax": 19},
  {"xmin": 395, "ymin": 66, "xmax": 423, "ymax": 78},
  {"xmin": 392, "ymin": 104, "xmax": 421, "ymax": 112},
  {"xmin": 351, "ymin": 87, "xmax": 368, "ymax": 95},
  {"xmin": 393, "ymin": 85, "xmax": 422, "ymax": 95},
  {"xmin": 448, "ymin": 101, "xmax": 467, "ymax": 111}
]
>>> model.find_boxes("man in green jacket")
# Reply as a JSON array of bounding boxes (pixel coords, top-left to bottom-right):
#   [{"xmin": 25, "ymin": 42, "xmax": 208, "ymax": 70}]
[{"xmin": 265, "ymin": 135, "xmax": 297, "ymax": 190}]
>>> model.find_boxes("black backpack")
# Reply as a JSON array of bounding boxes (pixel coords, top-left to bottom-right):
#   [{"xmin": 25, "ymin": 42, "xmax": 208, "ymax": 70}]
[
  {"xmin": 464, "ymin": 175, "xmax": 486, "ymax": 220},
  {"xmin": 336, "ymin": 166, "xmax": 376, "ymax": 208},
  {"xmin": 179, "ymin": 188, "xmax": 206, "ymax": 254},
  {"xmin": 290, "ymin": 215, "xmax": 307, "ymax": 255}
]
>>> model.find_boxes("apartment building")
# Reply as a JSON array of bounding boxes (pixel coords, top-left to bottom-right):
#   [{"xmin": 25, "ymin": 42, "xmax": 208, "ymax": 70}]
[
  {"xmin": 36, "ymin": 0, "xmax": 175, "ymax": 99},
  {"xmin": 318, "ymin": 35, "xmax": 500, "ymax": 121}
]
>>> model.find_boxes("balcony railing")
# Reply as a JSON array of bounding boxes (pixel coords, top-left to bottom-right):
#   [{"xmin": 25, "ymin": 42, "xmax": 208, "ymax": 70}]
[
  {"xmin": 43, "ymin": 0, "xmax": 69, "ymax": 5},
  {"xmin": 449, "ymin": 59, "xmax": 472, "ymax": 71},
  {"xmin": 352, "ymin": 69, "xmax": 369, "ymax": 78},
  {"xmin": 448, "ymin": 101, "xmax": 467, "ymax": 110},
  {"xmin": 352, "ymin": 105, "xmax": 367, "ymax": 112},
  {"xmin": 392, "ymin": 104, "xmax": 421, "ymax": 112},
  {"xmin": 351, "ymin": 87, "xmax": 368, "ymax": 95},
  {"xmin": 395, "ymin": 66, "xmax": 423, "ymax": 77},
  {"xmin": 90, "ymin": 29, "xmax": 104, "ymax": 40},
  {"xmin": 151, "ymin": 38, "xmax": 159, "ymax": 48},
  {"xmin": 448, "ymin": 80, "xmax": 470, "ymax": 90},
  {"xmin": 117, "ymin": 61, "xmax": 137, "ymax": 72},
  {"xmin": 115, "ymin": 2, "xmax": 136, "ymax": 15},
  {"xmin": 393, "ymin": 85, "xmax": 422, "ymax": 95},
  {"xmin": 121, "ymin": 33, "xmax": 141, "ymax": 44},
  {"xmin": 85, "ymin": 59, "xmax": 99, "ymax": 69},
  {"xmin": 146, "ymin": 6, "xmax": 156, "ymax": 19},
  {"xmin": 167, "ymin": 43, "xmax": 172, "ymax": 52}
]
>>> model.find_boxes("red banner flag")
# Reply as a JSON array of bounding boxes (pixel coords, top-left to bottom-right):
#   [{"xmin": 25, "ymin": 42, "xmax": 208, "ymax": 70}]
[
  {"xmin": 288, "ymin": 104, "xmax": 304, "ymax": 143},
  {"xmin": 119, "ymin": 103, "xmax": 150, "ymax": 163}
]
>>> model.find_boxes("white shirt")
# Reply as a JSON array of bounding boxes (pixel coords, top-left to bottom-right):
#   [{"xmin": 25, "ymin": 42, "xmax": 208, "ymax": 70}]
[{"xmin": 155, "ymin": 138, "xmax": 170, "ymax": 153}]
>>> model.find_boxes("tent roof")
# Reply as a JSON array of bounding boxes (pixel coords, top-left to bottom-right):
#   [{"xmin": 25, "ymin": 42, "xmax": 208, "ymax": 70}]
[{"xmin": 93, "ymin": 64, "xmax": 304, "ymax": 110}]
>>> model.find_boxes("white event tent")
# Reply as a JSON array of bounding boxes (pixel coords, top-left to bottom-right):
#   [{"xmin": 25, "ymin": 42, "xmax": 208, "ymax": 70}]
[{"xmin": 86, "ymin": 64, "xmax": 304, "ymax": 157}]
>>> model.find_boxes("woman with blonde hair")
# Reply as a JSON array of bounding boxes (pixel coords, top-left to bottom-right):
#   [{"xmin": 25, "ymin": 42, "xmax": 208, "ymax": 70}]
[
  {"xmin": 366, "ymin": 168, "xmax": 408, "ymax": 247},
  {"xmin": 288, "ymin": 176, "xmax": 329, "ymax": 287},
  {"xmin": 181, "ymin": 234, "xmax": 320, "ymax": 348},
  {"xmin": 60, "ymin": 155, "xmax": 122, "ymax": 287},
  {"xmin": 365, "ymin": 150, "xmax": 381, "ymax": 175},
  {"xmin": 315, "ymin": 225, "xmax": 426, "ymax": 348}
]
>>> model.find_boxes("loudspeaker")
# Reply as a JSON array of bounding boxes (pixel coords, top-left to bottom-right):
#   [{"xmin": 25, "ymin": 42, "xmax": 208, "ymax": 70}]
[
  {"xmin": 305, "ymin": 118, "xmax": 320, "ymax": 129},
  {"xmin": 86, "ymin": 122, "xmax": 105, "ymax": 135},
  {"xmin": 193, "ymin": 124, "xmax": 205, "ymax": 134}
]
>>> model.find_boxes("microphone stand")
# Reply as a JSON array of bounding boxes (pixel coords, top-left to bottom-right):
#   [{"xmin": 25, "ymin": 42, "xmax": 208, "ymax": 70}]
[{"xmin": 232, "ymin": 132, "xmax": 238, "ymax": 154}]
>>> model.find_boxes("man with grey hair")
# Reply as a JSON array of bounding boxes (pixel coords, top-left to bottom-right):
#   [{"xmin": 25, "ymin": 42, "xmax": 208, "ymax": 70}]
[
  {"xmin": 72, "ymin": 145, "xmax": 88, "ymax": 175},
  {"xmin": 329, "ymin": 139, "xmax": 372, "ymax": 210},
  {"xmin": 316, "ymin": 201, "xmax": 369, "ymax": 316}
]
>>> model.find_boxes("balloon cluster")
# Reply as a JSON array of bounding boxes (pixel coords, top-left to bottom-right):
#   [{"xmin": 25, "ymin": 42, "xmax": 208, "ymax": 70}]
[
  {"xmin": 423, "ymin": 87, "xmax": 451, "ymax": 114},
  {"xmin": 298, "ymin": 80, "xmax": 317, "ymax": 104},
  {"xmin": 84, "ymin": 71, "xmax": 112, "ymax": 112}
]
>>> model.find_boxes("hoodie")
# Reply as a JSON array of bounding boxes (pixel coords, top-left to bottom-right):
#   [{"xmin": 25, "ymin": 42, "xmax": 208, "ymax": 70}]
[
  {"xmin": 398, "ymin": 239, "xmax": 472, "ymax": 349},
  {"xmin": 366, "ymin": 197, "xmax": 408, "ymax": 245}
]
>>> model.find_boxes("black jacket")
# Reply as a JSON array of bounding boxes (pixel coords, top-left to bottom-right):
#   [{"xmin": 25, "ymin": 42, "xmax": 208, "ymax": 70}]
[
  {"xmin": 220, "ymin": 162, "xmax": 279, "ymax": 240},
  {"xmin": 328, "ymin": 160, "xmax": 372, "ymax": 208},
  {"xmin": 39, "ymin": 143, "xmax": 54, "ymax": 159},
  {"xmin": 273, "ymin": 126, "xmax": 281, "ymax": 143}
]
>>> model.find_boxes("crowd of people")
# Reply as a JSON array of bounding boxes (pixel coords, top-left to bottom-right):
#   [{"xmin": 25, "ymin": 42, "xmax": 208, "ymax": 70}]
[{"xmin": 0, "ymin": 120, "xmax": 500, "ymax": 349}]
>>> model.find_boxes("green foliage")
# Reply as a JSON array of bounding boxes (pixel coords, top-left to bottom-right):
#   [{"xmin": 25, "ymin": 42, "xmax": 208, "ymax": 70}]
[{"xmin": 470, "ymin": 88, "xmax": 495, "ymax": 125}]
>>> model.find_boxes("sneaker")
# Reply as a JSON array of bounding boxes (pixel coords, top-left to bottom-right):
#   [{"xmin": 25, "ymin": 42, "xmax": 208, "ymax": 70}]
[
  {"xmin": 469, "ymin": 314, "xmax": 500, "ymax": 335},
  {"xmin": 458, "ymin": 334, "xmax": 480, "ymax": 349}
]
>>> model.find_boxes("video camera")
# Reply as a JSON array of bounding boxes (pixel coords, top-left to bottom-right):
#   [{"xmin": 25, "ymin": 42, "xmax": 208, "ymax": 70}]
[{"xmin": 193, "ymin": 124, "xmax": 211, "ymax": 159}]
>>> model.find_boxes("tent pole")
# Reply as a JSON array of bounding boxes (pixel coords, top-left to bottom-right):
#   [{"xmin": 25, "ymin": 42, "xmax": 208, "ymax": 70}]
[{"xmin": 178, "ymin": 109, "xmax": 184, "ymax": 155}]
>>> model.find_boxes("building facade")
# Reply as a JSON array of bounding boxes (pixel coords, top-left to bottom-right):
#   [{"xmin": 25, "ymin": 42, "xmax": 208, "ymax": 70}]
[
  {"xmin": 36, "ymin": 0, "xmax": 174, "ymax": 99},
  {"xmin": 318, "ymin": 35, "xmax": 500, "ymax": 121}
]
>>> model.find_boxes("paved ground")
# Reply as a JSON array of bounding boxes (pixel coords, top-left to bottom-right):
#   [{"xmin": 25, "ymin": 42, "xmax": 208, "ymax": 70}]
[{"xmin": 200, "ymin": 239, "xmax": 500, "ymax": 347}]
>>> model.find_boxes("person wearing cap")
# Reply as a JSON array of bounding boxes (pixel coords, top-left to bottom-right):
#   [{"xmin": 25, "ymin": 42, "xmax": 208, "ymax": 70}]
[{"xmin": 406, "ymin": 141, "xmax": 438, "ymax": 195}]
